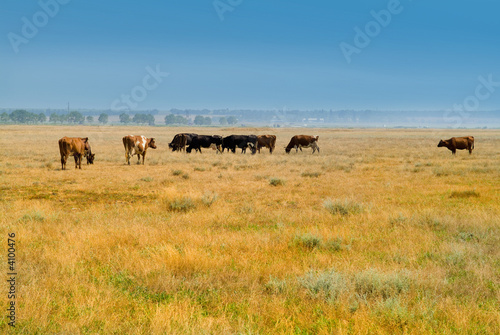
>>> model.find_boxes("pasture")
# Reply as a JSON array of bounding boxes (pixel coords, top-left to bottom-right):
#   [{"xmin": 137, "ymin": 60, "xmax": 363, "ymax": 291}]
[{"xmin": 0, "ymin": 125, "xmax": 499, "ymax": 334}]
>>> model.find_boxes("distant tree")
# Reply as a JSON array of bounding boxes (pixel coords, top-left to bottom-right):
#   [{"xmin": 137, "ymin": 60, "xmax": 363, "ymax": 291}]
[
  {"xmin": 1, "ymin": 112, "xmax": 10, "ymax": 123},
  {"xmin": 132, "ymin": 113, "xmax": 155, "ymax": 125},
  {"xmin": 9, "ymin": 109, "xmax": 31, "ymax": 123},
  {"xmin": 165, "ymin": 114, "xmax": 189, "ymax": 125},
  {"xmin": 164, "ymin": 114, "xmax": 176, "ymax": 125},
  {"xmin": 204, "ymin": 116, "xmax": 212, "ymax": 125},
  {"xmin": 194, "ymin": 115, "xmax": 205, "ymax": 125},
  {"xmin": 227, "ymin": 116, "xmax": 238, "ymax": 125},
  {"xmin": 219, "ymin": 117, "xmax": 227, "ymax": 125},
  {"xmin": 147, "ymin": 114, "xmax": 155, "ymax": 126},
  {"xmin": 175, "ymin": 115, "xmax": 188, "ymax": 124},
  {"xmin": 119, "ymin": 113, "xmax": 131, "ymax": 124},
  {"xmin": 98, "ymin": 113, "xmax": 108, "ymax": 124},
  {"xmin": 86, "ymin": 115, "xmax": 94, "ymax": 123},
  {"xmin": 38, "ymin": 113, "xmax": 46, "ymax": 123},
  {"xmin": 49, "ymin": 112, "xmax": 59, "ymax": 123},
  {"xmin": 67, "ymin": 111, "xmax": 85, "ymax": 124}
]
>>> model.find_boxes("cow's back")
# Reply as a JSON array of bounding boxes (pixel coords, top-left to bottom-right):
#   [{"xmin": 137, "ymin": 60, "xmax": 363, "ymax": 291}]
[{"xmin": 59, "ymin": 137, "xmax": 85, "ymax": 155}]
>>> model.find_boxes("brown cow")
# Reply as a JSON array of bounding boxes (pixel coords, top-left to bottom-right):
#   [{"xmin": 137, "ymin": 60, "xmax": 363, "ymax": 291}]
[
  {"xmin": 58, "ymin": 137, "xmax": 91, "ymax": 170},
  {"xmin": 285, "ymin": 135, "xmax": 319, "ymax": 154},
  {"xmin": 123, "ymin": 135, "xmax": 157, "ymax": 165},
  {"xmin": 256, "ymin": 135, "xmax": 277, "ymax": 154},
  {"xmin": 437, "ymin": 136, "xmax": 474, "ymax": 155}
]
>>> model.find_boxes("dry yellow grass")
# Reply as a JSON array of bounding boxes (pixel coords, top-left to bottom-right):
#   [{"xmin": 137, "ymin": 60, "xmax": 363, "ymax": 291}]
[{"xmin": 0, "ymin": 125, "xmax": 499, "ymax": 334}]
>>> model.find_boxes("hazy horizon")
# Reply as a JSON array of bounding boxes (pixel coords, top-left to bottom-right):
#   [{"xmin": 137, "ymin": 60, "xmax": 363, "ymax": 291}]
[{"xmin": 1, "ymin": 1, "xmax": 500, "ymax": 112}]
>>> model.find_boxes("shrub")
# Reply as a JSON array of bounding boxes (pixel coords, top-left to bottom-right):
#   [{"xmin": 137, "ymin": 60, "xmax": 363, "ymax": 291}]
[
  {"xmin": 354, "ymin": 269, "xmax": 410, "ymax": 300},
  {"xmin": 201, "ymin": 192, "xmax": 218, "ymax": 207},
  {"xmin": 299, "ymin": 269, "xmax": 346, "ymax": 302},
  {"xmin": 168, "ymin": 197, "xmax": 196, "ymax": 212},
  {"xmin": 140, "ymin": 176, "xmax": 153, "ymax": 182},
  {"xmin": 18, "ymin": 211, "xmax": 45, "ymax": 223},
  {"xmin": 324, "ymin": 237, "xmax": 350, "ymax": 252},
  {"xmin": 301, "ymin": 172, "xmax": 321, "ymax": 178},
  {"xmin": 323, "ymin": 199, "xmax": 363, "ymax": 216},
  {"xmin": 269, "ymin": 177, "xmax": 285, "ymax": 186},
  {"xmin": 450, "ymin": 190, "xmax": 480, "ymax": 198},
  {"xmin": 172, "ymin": 170, "xmax": 182, "ymax": 176},
  {"xmin": 293, "ymin": 234, "xmax": 322, "ymax": 250},
  {"xmin": 265, "ymin": 276, "xmax": 288, "ymax": 294}
]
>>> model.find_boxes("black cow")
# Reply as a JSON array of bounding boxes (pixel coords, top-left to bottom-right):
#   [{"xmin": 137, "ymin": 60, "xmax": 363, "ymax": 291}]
[
  {"xmin": 222, "ymin": 135, "xmax": 258, "ymax": 154},
  {"xmin": 168, "ymin": 133, "xmax": 197, "ymax": 152},
  {"xmin": 186, "ymin": 135, "xmax": 223, "ymax": 153}
]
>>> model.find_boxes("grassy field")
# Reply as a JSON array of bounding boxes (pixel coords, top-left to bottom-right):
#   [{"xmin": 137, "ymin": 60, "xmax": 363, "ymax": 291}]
[{"xmin": 1, "ymin": 125, "xmax": 499, "ymax": 334}]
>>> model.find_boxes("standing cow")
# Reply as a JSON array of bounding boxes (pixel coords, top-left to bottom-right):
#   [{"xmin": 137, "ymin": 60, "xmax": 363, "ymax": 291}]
[
  {"xmin": 123, "ymin": 135, "xmax": 157, "ymax": 165},
  {"xmin": 256, "ymin": 135, "xmax": 276, "ymax": 154},
  {"xmin": 437, "ymin": 136, "xmax": 474, "ymax": 155},
  {"xmin": 186, "ymin": 135, "xmax": 223, "ymax": 153},
  {"xmin": 58, "ymin": 137, "xmax": 91, "ymax": 170},
  {"xmin": 222, "ymin": 135, "xmax": 258, "ymax": 154},
  {"xmin": 168, "ymin": 133, "xmax": 197, "ymax": 152},
  {"xmin": 285, "ymin": 135, "xmax": 319, "ymax": 154}
]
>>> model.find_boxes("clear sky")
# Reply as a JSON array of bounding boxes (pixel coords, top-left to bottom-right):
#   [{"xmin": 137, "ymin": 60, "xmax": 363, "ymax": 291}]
[{"xmin": 1, "ymin": 0, "xmax": 499, "ymax": 112}]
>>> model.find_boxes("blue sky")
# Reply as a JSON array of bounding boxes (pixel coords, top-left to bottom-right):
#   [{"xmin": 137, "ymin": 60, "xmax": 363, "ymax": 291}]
[{"xmin": 1, "ymin": 0, "xmax": 499, "ymax": 111}]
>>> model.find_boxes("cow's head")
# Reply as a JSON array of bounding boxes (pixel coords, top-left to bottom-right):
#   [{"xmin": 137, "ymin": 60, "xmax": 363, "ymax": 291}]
[
  {"xmin": 248, "ymin": 143, "xmax": 257, "ymax": 155},
  {"xmin": 86, "ymin": 152, "xmax": 95, "ymax": 164},
  {"xmin": 285, "ymin": 147, "xmax": 291, "ymax": 153},
  {"xmin": 148, "ymin": 138, "xmax": 157, "ymax": 149},
  {"xmin": 437, "ymin": 140, "xmax": 447, "ymax": 147}
]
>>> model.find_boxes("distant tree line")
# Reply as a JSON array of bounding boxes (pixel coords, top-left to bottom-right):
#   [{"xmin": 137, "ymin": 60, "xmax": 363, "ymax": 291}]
[
  {"xmin": 2, "ymin": 109, "xmax": 237, "ymax": 126},
  {"xmin": 0, "ymin": 110, "xmax": 111, "ymax": 125},
  {"xmin": 163, "ymin": 114, "xmax": 238, "ymax": 126},
  {"xmin": 119, "ymin": 113, "xmax": 155, "ymax": 125}
]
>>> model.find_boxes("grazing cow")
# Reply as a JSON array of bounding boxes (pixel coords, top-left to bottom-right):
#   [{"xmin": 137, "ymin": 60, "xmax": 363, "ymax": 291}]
[
  {"xmin": 256, "ymin": 135, "xmax": 277, "ymax": 154},
  {"xmin": 222, "ymin": 135, "xmax": 258, "ymax": 154},
  {"xmin": 58, "ymin": 137, "xmax": 91, "ymax": 170},
  {"xmin": 123, "ymin": 135, "xmax": 157, "ymax": 165},
  {"xmin": 285, "ymin": 135, "xmax": 319, "ymax": 154},
  {"xmin": 438, "ymin": 136, "xmax": 474, "ymax": 155},
  {"xmin": 168, "ymin": 133, "xmax": 197, "ymax": 152},
  {"xmin": 171, "ymin": 134, "xmax": 188, "ymax": 153},
  {"xmin": 186, "ymin": 135, "xmax": 223, "ymax": 153}
]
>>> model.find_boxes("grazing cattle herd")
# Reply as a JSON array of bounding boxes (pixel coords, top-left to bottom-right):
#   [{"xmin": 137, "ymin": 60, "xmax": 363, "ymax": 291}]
[{"xmin": 57, "ymin": 132, "xmax": 476, "ymax": 169}]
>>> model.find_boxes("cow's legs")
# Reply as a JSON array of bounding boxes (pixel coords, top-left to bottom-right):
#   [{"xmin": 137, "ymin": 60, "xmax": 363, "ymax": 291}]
[
  {"xmin": 125, "ymin": 149, "xmax": 131, "ymax": 165},
  {"xmin": 61, "ymin": 155, "xmax": 67, "ymax": 170},
  {"xmin": 141, "ymin": 153, "xmax": 146, "ymax": 165},
  {"xmin": 74, "ymin": 154, "xmax": 82, "ymax": 169}
]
